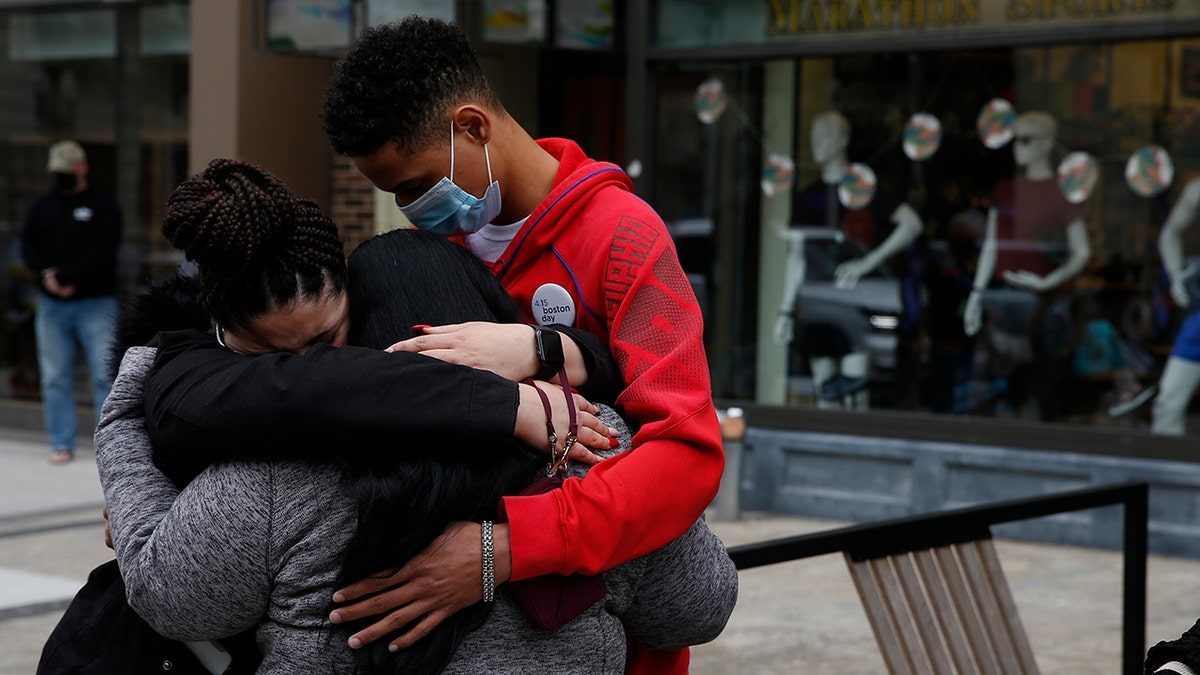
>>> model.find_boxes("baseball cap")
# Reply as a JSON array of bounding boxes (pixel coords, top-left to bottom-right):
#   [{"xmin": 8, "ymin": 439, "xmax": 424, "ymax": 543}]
[{"xmin": 47, "ymin": 140, "xmax": 86, "ymax": 172}]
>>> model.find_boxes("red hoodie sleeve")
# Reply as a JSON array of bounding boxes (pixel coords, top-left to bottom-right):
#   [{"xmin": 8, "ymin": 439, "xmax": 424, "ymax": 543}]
[{"xmin": 500, "ymin": 220, "xmax": 724, "ymax": 579}]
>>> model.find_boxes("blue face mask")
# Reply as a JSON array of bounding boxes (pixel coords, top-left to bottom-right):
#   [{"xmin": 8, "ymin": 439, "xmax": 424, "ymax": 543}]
[{"xmin": 398, "ymin": 126, "xmax": 502, "ymax": 237}]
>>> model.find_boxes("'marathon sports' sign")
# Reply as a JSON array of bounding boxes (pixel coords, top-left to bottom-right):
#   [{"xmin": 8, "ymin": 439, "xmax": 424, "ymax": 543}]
[
  {"xmin": 766, "ymin": 0, "xmax": 1175, "ymax": 33},
  {"xmin": 654, "ymin": 0, "xmax": 1189, "ymax": 48}
]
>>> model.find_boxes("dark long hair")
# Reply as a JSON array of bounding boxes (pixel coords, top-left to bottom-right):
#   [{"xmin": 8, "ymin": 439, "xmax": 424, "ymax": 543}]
[{"xmin": 335, "ymin": 229, "xmax": 542, "ymax": 674}]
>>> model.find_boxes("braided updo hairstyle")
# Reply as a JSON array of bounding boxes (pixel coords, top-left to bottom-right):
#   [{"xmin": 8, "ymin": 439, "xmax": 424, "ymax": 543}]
[{"xmin": 161, "ymin": 158, "xmax": 346, "ymax": 332}]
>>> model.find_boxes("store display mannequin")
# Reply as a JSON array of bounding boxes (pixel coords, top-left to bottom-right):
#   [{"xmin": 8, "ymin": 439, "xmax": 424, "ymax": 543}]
[
  {"xmin": 774, "ymin": 111, "xmax": 913, "ymax": 409},
  {"xmin": 1152, "ymin": 177, "xmax": 1200, "ymax": 434},
  {"xmin": 984, "ymin": 111, "xmax": 1091, "ymax": 420},
  {"xmin": 985, "ymin": 111, "xmax": 1091, "ymax": 292},
  {"xmin": 774, "ymin": 112, "xmax": 853, "ymax": 347}
]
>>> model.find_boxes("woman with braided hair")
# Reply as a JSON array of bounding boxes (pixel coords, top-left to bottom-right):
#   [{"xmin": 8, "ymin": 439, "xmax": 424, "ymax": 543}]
[
  {"xmin": 150, "ymin": 158, "xmax": 351, "ymax": 374},
  {"xmin": 87, "ymin": 159, "xmax": 737, "ymax": 673},
  {"xmin": 158, "ymin": 157, "xmax": 351, "ymax": 352}
]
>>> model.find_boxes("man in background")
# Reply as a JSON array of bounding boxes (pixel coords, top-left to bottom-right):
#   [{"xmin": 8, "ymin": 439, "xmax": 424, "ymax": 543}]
[{"xmin": 21, "ymin": 140, "xmax": 121, "ymax": 464}]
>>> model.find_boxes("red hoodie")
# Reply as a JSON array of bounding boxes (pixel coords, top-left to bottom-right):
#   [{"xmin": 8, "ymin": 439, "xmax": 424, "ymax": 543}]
[{"xmin": 492, "ymin": 138, "xmax": 725, "ymax": 673}]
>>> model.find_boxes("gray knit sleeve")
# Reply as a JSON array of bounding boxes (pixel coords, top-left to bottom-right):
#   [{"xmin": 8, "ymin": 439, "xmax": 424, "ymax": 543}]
[
  {"xmin": 571, "ymin": 405, "xmax": 739, "ymax": 650},
  {"xmin": 96, "ymin": 347, "xmax": 273, "ymax": 641},
  {"xmin": 615, "ymin": 518, "xmax": 739, "ymax": 650}
]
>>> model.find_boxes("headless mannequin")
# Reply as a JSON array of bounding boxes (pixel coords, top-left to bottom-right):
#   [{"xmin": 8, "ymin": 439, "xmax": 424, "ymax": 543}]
[{"xmin": 1153, "ymin": 177, "xmax": 1200, "ymax": 434}]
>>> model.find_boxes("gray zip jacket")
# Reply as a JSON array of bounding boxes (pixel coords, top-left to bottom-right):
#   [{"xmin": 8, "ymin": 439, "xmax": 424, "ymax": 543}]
[{"xmin": 97, "ymin": 347, "xmax": 738, "ymax": 674}]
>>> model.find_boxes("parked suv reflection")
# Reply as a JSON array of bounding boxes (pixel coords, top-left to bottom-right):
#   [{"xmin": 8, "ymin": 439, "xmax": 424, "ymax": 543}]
[{"xmin": 790, "ymin": 227, "xmax": 902, "ymax": 403}]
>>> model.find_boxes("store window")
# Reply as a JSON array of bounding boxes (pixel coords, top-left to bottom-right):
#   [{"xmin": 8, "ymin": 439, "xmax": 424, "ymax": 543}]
[
  {"xmin": 653, "ymin": 38, "xmax": 1200, "ymax": 435},
  {"xmin": 0, "ymin": 3, "xmax": 189, "ymax": 401}
]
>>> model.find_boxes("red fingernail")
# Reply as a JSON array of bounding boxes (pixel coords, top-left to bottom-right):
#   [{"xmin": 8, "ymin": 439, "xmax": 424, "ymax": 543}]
[
  {"xmin": 412, "ymin": 324, "xmax": 431, "ymax": 331},
  {"xmin": 609, "ymin": 437, "xmax": 620, "ymax": 448}
]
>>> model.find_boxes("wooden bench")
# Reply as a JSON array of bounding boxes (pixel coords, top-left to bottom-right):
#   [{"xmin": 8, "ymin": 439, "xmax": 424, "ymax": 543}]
[
  {"xmin": 727, "ymin": 481, "xmax": 1148, "ymax": 675},
  {"xmin": 846, "ymin": 532, "xmax": 1037, "ymax": 674}
]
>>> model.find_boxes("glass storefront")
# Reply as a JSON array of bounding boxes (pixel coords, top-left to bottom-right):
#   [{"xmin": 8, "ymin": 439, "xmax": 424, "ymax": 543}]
[
  {"xmin": 649, "ymin": 2, "xmax": 1200, "ymax": 435},
  {"xmin": 0, "ymin": 2, "xmax": 189, "ymax": 400}
]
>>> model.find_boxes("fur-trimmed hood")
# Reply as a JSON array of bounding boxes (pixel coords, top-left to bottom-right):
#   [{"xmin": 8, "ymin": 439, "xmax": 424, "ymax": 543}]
[{"xmin": 108, "ymin": 272, "xmax": 209, "ymax": 380}]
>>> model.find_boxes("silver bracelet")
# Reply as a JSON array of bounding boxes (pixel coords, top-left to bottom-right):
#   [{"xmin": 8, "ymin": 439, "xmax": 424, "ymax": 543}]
[
  {"xmin": 481, "ymin": 520, "xmax": 495, "ymax": 603},
  {"xmin": 1157, "ymin": 662, "xmax": 1198, "ymax": 675}
]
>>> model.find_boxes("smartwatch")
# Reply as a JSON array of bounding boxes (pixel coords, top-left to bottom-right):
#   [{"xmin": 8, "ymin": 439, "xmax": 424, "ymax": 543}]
[{"xmin": 534, "ymin": 327, "xmax": 565, "ymax": 380}]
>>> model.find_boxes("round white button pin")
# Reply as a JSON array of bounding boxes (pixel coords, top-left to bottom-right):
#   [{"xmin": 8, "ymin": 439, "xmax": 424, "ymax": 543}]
[{"xmin": 531, "ymin": 283, "xmax": 576, "ymax": 327}]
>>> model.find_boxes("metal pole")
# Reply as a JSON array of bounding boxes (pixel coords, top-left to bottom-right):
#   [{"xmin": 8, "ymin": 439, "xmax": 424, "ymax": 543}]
[
  {"xmin": 623, "ymin": 0, "xmax": 650, "ymax": 194},
  {"xmin": 1123, "ymin": 482, "xmax": 1148, "ymax": 675},
  {"xmin": 114, "ymin": 4, "xmax": 141, "ymax": 290},
  {"xmin": 712, "ymin": 407, "xmax": 744, "ymax": 521}
]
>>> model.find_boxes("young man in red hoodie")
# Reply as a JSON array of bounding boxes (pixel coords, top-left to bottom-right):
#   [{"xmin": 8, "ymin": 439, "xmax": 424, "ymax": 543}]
[{"xmin": 321, "ymin": 17, "xmax": 726, "ymax": 673}]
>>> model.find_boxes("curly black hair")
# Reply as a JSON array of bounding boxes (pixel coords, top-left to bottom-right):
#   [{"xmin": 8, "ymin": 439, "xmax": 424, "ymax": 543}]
[
  {"xmin": 321, "ymin": 16, "xmax": 504, "ymax": 157},
  {"xmin": 161, "ymin": 158, "xmax": 346, "ymax": 332}
]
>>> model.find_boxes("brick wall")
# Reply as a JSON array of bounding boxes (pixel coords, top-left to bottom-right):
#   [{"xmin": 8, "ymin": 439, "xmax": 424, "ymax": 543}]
[{"xmin": 330, "ymin": 154, "xmax": 376, "ymax": 254}]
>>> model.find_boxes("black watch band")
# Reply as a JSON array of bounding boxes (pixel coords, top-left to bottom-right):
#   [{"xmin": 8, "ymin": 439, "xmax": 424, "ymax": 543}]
[{"xmin": 534, "ymin": 327, "xmax": 565, "ymax": 381}]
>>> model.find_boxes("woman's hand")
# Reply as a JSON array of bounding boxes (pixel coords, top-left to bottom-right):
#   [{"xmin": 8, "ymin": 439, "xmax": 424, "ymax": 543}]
[
  {"xmin": 516, "ymin": 381, "xmax": 615, "ymax": 463},
  {"xmin": 386, "ymin": 322, "xmax": 538, "ymax": 382},
  {"xmin": 330, "ymin": 521, "xmax": 513, "ymax": 652},
  {"xmin": 387, "ymin": 322, "xmax": 592, "ymax": 387}
]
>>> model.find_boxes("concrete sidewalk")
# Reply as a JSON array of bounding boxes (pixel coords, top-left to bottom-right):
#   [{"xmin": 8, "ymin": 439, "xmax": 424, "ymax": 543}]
[
  {"xmin": 1, "ymin": 428, "xmax": 1199, "ymax": 673},
  {"xmin": 0, "ymin": 430, "xmax": 110, "ymax": 675}
]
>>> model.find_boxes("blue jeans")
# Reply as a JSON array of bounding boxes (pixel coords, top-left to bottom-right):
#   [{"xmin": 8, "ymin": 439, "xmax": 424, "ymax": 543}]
[{"xmin": 34, "ymin": 295, "xmax": 117, "ymax": 451}]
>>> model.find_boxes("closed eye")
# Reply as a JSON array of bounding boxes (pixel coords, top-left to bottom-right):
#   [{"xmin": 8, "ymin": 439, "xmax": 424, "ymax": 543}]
[
  {"xmin": 306, "ymin": 329, "xmax": 335, "ymax": 348},
  {"xmin": 391, "ymin": 179, "xmax": 421, "ymax": 208}
]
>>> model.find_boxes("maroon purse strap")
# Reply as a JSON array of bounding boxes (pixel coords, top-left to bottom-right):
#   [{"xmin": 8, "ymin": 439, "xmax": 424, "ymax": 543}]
[
  {"xmin": 523, "ymin": 377, "xmax": 557, "ymax": 471},
  {"xmin": 522, "ymin": 366, "xmax": 577, "ymax": 477},
  {"xmin": 556, "ymin": 365, "xmax": 578, "ymax": 472}
]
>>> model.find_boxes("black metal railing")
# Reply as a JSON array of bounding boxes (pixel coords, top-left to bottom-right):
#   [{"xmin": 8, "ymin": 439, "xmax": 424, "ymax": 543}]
[{"xmin": 727, "ymin": 481, "xmax": 1149, "ymax": 675}]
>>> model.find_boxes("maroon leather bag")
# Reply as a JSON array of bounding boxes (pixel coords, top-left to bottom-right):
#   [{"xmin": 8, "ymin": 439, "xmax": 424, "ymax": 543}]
[{"xmin": 507, "ymin": 476, "xmax": 607, "ymax": 630}]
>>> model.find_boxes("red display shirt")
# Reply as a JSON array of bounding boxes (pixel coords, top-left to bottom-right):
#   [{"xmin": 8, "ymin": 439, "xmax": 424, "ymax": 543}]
[{"xmin": 989, "ymin": 175, "xmax": 1086, "ymax": 280}]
